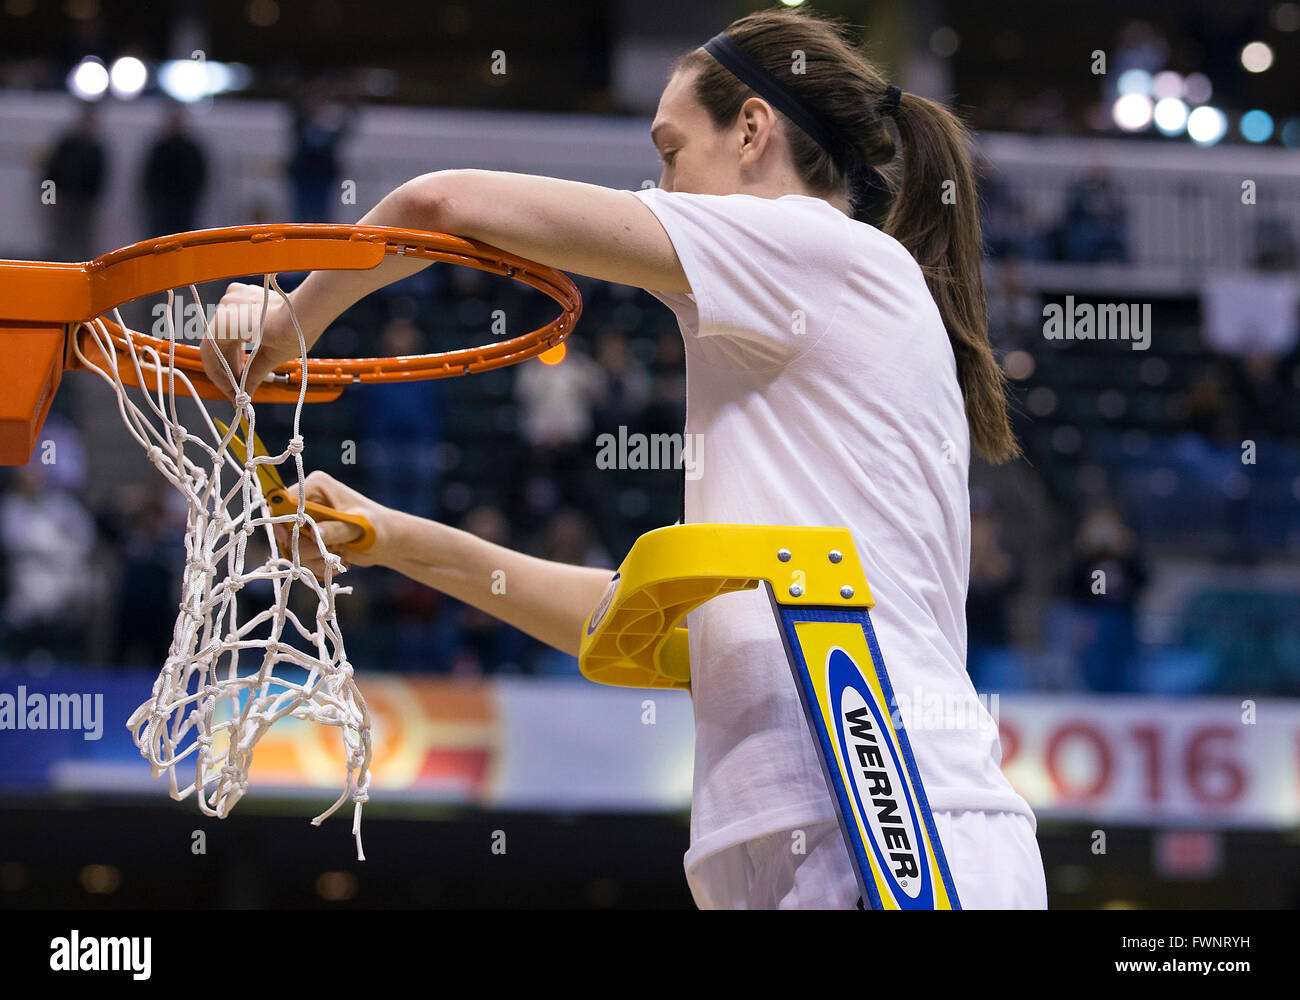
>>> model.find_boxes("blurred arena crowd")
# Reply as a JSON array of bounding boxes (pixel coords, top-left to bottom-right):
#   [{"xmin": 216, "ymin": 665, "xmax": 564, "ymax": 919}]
[{"xmin": 1, "ymin": 8, "xmax": 1298, "ymax": 699}]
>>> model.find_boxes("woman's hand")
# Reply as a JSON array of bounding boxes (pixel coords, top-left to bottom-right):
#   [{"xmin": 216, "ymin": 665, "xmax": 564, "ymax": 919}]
[
  {"xmin": 273, "ymin": 470, "xmax": 395, "ymax": 574},
  {"xmin": 200, "ymin": 282, "xmax": 308, "ymax": 400}
]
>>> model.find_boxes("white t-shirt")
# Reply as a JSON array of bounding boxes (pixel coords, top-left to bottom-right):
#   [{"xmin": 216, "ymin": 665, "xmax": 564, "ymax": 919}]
[{"xmin": 629, "ymin": 186, "xmax": 1037, "ymax": 901}]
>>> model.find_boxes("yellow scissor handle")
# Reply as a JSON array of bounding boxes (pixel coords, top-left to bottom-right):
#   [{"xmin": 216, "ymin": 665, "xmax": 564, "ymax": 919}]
[
  {"xmin": 215, "ymin": 419, "xmax": 377, "ymax": 553},
  {"xmin": 263, "ymin": 488, "xmax": 378, "ymax": 552},
  {"xmin": 578, "ymin": 524, "xmax": 872, "ymax": 690}
]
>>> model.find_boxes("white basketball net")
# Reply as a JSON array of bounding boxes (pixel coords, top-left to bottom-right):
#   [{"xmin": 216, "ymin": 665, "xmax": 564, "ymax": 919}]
[{"xmin": 72, "ymin": 276, "xmax": 373, "ymax": 860}]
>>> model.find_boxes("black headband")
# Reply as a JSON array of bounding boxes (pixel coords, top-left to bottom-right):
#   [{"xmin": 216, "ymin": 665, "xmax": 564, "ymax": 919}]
[{"xmin": 702, "ymin": 31, "xmax": 855, "ymax": 175}]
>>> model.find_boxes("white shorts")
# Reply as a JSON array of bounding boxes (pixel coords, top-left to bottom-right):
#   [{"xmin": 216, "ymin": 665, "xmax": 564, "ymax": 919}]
[{"xmin": 686, "ymin": 809, "xmax": 1048, "ymax": 910}]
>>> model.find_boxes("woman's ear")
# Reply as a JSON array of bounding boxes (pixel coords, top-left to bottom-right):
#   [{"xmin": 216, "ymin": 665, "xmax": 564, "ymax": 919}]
[{"xmin": 737, "ymin": 96, "xmax": 778, "ymax": 166}]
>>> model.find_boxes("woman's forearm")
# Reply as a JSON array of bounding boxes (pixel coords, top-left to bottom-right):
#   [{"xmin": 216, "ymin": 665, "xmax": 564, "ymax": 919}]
[
  {"xmin": 282, "ymin": 167, "xmax": 690, "ymax": 348},
  {"xmin": 286, "ymin": 178, "xmax": 446, "ymax": 345},
  {"xmin": 381, "ymin": 508, "xmax": 613, "ymax": 657}
]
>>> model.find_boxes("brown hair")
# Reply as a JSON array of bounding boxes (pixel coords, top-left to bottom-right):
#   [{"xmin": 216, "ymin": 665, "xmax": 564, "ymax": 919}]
[{"xmin": 674, "ymin": 8, "xmax": 1020, "ymax": 464}]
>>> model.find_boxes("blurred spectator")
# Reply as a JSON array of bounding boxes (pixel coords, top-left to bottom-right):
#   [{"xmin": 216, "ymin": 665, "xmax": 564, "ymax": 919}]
[
  {"xmin": 42, "ymin": 106, "xmax": 106, "ymax": 261},
  {"xmin": 651, "ymin": 326, "xmax": 684, "ymax": 376},
  {"xmin": 244, "ymin": 199, "xmax": 276, "ymax": 225},
  {"xmin": 1183, "ymin": 362, "xmax": 1239, "ymax": 442},
  {"xmin": 140, "ymin": 109, "xmax": 208, "ymax": 237},
  {"xmin": 1067, "ymin": 504, "xmax": 1148, "ymax": 692},
  {"xmin": 383, "ymin": 574, "xmax": 447, "ymax": 672},
  {"xmin": 966, "ymin": 490, "xmax": 1023, "ymax": 689},
  {"xmin": 0, "ymin": 463, "xmax": 96, "ymax": 665},
  {"xmin": 981, "ymin": 174, "xmax": 1050, "ymax": 262},
  {"xmin": 591, "ymin": 329, "xmax": 651, "ymax": 436},
  {"xmin": 1112, "ymin": 20, "xmax": 1170, "ymax": 80},
  {"xmin": 537, "ymin": 506, "xmax": 612, "ymax": 570},
  {"xmin": 287, "ymin": 93, "xmax": 356, "ymax": 223},
  {"xmin": 446, "ymin": 505, "xmax": 533, "ymax": 675},
  {"xmin": 1230, "ymin": 353, "xmax": 1290, "ymax": 438},
  {"xmin": 530, "ymin": 508, "xmax": 611, "ymax": 676},
  {"xmin": 361, "ymin": 317, "xmax": 442, "ymax": 519},
  {"xmin": 31, "ymin": 413, "xmax": 89, "ymax": 492},
  {"xmin": 643, "ymin": 373, "xmax": 687, "ymax": 441},
  {"xmin": 1254, "ymin": 218, "xmax": 1298, "ymax": 272},
  {"xmin": 985, "ymin": 262, "xmax": 1044, "ymax": 351},
  {"xmin": 515, "ymin": 345, "xmax": 602, "ymax": 449},
  {"xmin": 514, "ymin": 344, "xmax": 603, "ymax": 512},
  {"xmin": 99, "ymin": 485, "xmax": 184, "ymax": 667},
  {"xmin": 1053, "ymin": 167, "xmax": 1127, "ymax": 263}
]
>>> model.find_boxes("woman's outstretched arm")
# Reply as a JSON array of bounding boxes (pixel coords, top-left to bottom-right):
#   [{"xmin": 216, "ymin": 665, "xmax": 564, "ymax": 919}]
[
  {"xmin": 285, "ymin": 471, "xmax": 613, "ymax": 658},
  {"xmin": 202, "ymin": 169, "xmax": 688, "ymax": 392},
  {"xmin": 383, "ymin": 508, "xmax": 614, "ymax": 657}
]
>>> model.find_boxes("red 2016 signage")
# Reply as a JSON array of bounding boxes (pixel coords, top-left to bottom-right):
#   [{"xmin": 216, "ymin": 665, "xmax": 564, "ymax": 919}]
[{"xmin": 994, "ymin": 698, "xmax": 1296, "ymax": 828}]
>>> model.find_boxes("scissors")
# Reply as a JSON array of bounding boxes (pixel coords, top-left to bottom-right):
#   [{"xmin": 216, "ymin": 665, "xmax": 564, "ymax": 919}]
[{"xmin": 214, "ymin": 419, "xmax": 376, "ymax": 552}]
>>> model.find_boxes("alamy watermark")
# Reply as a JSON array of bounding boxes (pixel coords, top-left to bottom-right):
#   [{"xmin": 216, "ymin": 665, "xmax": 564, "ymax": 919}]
[
  {"xmin": 150, "ymin": 300, "xmax": 263, "ymax": 342},
  {"xmin": 50, "ymin": 931, "xmax": 150, "ymax": 980},
  {"xmin": 595, "ymin": 426, "xmax": 705, "ymax": 480},
  {"xmin": 0, "ymin": 686, "xmax": 103, "ymax": 740},
  {"xmin": 890, "ymin": 688, "xmax": 1000, "ymax": 735},
  {"xmin": 1042, "ymin": 296, "xmax": 1151, "ymax": 351}
]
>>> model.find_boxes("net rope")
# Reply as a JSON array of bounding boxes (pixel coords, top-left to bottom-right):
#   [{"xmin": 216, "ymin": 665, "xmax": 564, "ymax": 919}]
[{"xmin": 72, "ymin": 275, "xmax": 372, "ymax": 860}]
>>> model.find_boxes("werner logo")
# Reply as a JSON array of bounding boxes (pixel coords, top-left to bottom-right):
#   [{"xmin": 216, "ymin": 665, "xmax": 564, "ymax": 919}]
[
  {"xmin": 827, "ymin": 647, "xmax": 928, "ymax": 904},
  {"xmin": 586, "ymin": 573, "xmax": 620, "ymax": 636}
]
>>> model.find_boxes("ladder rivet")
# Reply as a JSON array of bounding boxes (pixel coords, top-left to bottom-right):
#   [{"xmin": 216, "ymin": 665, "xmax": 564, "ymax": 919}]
[
  {"xmin": 828, "ymin": 549, "xmax": 843, "ymax": 563},
  {"xmin": 840, "ymin": 585, "xmax": 855, "ymax": 599},
  {"xmin": 789, "ymin": 584, "xmax": 804, "ymax": 597},
  {"xmin": 777, "ymin": 548, "xmax": 792, "ymax": 562}
]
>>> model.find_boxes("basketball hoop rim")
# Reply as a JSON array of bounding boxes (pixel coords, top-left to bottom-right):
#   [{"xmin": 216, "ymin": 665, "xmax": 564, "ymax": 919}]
[{"xmin": 1, "ymin": 222, "xmax": 581, "ymax": 395}]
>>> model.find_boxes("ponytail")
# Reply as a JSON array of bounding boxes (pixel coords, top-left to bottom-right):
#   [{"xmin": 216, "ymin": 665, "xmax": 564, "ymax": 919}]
[{"xmin": 883, "ymin": 94, "xmax": 1020, "ymax": 464}]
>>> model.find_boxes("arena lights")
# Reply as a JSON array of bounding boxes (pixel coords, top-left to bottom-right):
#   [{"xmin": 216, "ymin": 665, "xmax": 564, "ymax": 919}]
[
  {"xmin": 1183, "ymin": 73, "xmax": 1213, "ymax": 104},
  {"xmin": 66, "ymin": 53, "xmax": 250, "ymax": 102},
  {"xmin": 1153, "ymin": 97, "xmax": 1189, "ymax": 136},
  {"xmin": 66, "ymin": 56, "xmax": 108, "ymax": 101},
  {"xmin": 1112, "ymin": 93, "xmax": 1154, "ymax": 132},
  {"xmin": 1283, "ymin": 119, "xmax": 1300, "ymax": 148},
  {"xmin": 930, "ymin": 26, "xmax": 961, "ymax": 58},
  {"xmin": 1240, "ymin": 109, "xmax": 1275, "ymax": 143},
  {"xmin": 108, "ymin": 56, "xmax": 147, "ymax": 99},
  {"xmin": 1273, "ymin": 2, "xmax": 1300, "ymax": 31},
  {"xmin": 246, "ymin": 0, "xmax": 281, "ymax": 25},
  {"xmin": 1240, "ymin": 41, "xmax": 1274, "ymax": 73},
  {"xmin": 158, "ymin": 60, "xmax": 251, "ymax": 103},
  {"xmin": 1116, "ymin": 68, "xmax": 1152, "ymax": 96},
  {"xmin": 158, "ymin": 59, "xmax": 206, "ymax": 102},
  {"xmin": 1187, "ymin": 106, "xmax": 1229, "ymax": 145},
  {"xmin": 1150, "ymin": 71, "xmax": 1183, "ymax": 100}
]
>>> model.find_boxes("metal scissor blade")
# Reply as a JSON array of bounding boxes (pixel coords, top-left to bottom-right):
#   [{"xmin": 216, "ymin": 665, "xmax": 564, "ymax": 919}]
[
  {"xmin": 214, "ymin": 417, "xmax": 287, "ymax": 500},
  {"xmin": 212, "ymin": 418, "xmax": 377, "ymax": 554}
]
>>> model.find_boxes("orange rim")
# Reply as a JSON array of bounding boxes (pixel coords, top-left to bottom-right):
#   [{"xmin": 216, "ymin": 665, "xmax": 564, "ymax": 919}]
[{"xmin": 1, "ymin": 224, "xmax": 581, "ymax": 402}]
